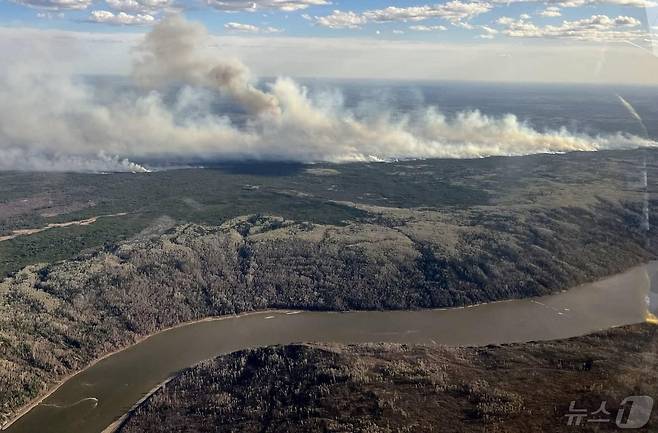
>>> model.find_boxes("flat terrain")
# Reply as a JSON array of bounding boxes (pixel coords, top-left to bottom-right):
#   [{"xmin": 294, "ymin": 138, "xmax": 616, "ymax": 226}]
[
  {"xmin": 1, "ymin": 149, "xmax": 657, "ymax": 426},
  {"xmin": 118, "ymin": 323, "xmax": 658, "ymax": 433}
]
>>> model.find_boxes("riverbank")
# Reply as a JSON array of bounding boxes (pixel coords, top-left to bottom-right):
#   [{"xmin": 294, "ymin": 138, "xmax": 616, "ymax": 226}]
[
  {"xmin": 117, "ymin": 323, "xmax": 658, "ymax": 433},
  {"xmin": 101, "ymin": 377, "xmax": 176, "ymax": 433},
  {"xmin": 0, "ymin": 310, "xmax": 287, "ymax": 431},
  {"xmin": 3, "ymin": 261, "xmax": 657, "ymax": 433}
]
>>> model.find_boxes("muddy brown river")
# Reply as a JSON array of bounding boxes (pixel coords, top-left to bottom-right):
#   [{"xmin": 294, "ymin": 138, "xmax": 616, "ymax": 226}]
[{"xmin": 4, "ymin": 262, "xmax": 658, "ymax": 433}]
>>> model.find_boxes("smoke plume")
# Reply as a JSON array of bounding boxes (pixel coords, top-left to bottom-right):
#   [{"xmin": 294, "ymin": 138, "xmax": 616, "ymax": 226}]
[
  {"xmin": 0, "ymin": 16, "xmax": 655, "ymax": 173},
  {"xmin": 133, "ymin": 16, "xmax": 280, "ymax": 116}
]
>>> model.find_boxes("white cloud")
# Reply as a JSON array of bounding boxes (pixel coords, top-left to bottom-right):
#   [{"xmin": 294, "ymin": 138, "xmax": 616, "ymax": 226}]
[
  {"xmin": 89, "ymin": 10, "xmax": 155, "ymax": 25},
  {"xmin": 496, "ymin": 16, "xmax": 515, "ymax": 25},
  {"xmin": 225, "ymin": 22, "xmax": 260, "ymax": 32},
  {"xmin": 207, "ymin": 0, "xmax": 329, "ymax": 12},
  {"xmin": 11, "ymin": 0, "xmax": 91, "ymax": 10},
  {"xmin": 313, "ymin": 10, "xmax": 367, "ymax": 29},
  {"xmin": 225, "ymin": 22, "xmax": 282, "ymax": 33},
  {"xmin": 362, "ymin": 2, "xmax": 492, "ymax": 25},
  {"xmin": 409, "ymin": 24, "xmax": 448, "ymax": 31},
  {"xmin": 36, "ymin": 11, "xmax": 65, "ymax": 18},
  {"xmin": 477, "ymin": 25, "xmax": 498, "ymax": 38},
  {"xmin": 539, "ymin": 6, "xmax": 562, "ymax": 17},
  {"xmin": 492, "ymin": 0, "xmax": 656, "ymax": 6},
  {"xmin": 313, "ymin": 2, "xmax": 491, "ymax": 29},
  {"xmin": 105, "ymin": 0, "xmax": 171, "ymax": 13},
  {"xmin": 263, "ymin": 26, "xmax": 283, "ymax": 33},
  {"xmin": 554, "ymin": 0, "xmax": 657, "ymax": 7},
  {"xmin": 499, "ymin": 14, "xmax": 646, "ymax": 42}
]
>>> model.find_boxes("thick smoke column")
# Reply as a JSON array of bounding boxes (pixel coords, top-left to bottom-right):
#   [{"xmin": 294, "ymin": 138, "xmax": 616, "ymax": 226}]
[
  {"xmin": 133, "ymin": 16, "xmax": 280, "ymax": 116},
  {"xmin": 0, "ymin": 16, "xmax": 656, "ymax": 172}
]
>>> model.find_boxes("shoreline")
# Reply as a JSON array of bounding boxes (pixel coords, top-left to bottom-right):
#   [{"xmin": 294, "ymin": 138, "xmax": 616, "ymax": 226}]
[
  {"xmin": 104, "ymin": 323, "xmax": 658, "ymax": 433},
  {"xmin": 0, "ymin": 309, "xmax": 287, "ymax": 431},
  {"xmin": 100, "ymin": 376, "xmax": 176, "ymax": 433},
  {"xmin": 2, "ymin": 260, "xmax": 655, "ymax": 431}
]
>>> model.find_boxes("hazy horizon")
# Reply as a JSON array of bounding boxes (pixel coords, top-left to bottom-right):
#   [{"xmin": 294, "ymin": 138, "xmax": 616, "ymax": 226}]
[
  {"xmin": 2, "ymin": 25, "xmax": 658, "ymax": 86},
  {"xmin": 1, "ymin": 1, "xmax": 658, "ymax": 172}
]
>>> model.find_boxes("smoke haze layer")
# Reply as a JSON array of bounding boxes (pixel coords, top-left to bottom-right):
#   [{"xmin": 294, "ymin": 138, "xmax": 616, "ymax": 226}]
[{"xmin": 0, "ymin": 16, "xmax": 656, "ymax": 173}]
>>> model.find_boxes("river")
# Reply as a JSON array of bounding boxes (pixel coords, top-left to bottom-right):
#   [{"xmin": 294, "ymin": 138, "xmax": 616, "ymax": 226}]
[{"xmin": 4, "ymin": 262, "xmax": 658, "ymax": 433}]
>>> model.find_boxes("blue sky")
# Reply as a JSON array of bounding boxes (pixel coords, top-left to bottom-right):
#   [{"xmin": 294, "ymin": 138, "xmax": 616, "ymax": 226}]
[
  {"xmin": 0, "ymin": 0, "xmax": 654, "ymax": 44},
  {"xmin": 1, "ymin": 0, "xmax": 657, "ymax": 84}
]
